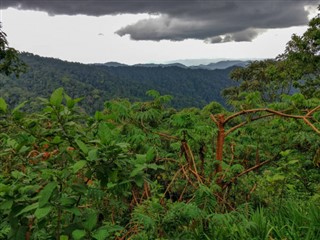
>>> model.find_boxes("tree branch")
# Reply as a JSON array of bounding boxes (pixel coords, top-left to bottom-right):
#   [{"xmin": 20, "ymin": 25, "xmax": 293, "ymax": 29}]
[
  {"xmin": 303, "ymin": 117, "xmax": 320, "ymax": 135},
  {"xmin": 224, "ymin": 108, "xmax": 309, "ymax": 124},
  {"xmin": 210, "ymin": 114, "xmax": 218, "ymax": 125},
  {"xmin": 222, "ymin": 159, "xmax": 272, "ymax": 190},
  {"xmin": 225, "ymin": 113, "xmax": 274, "ymax": 136}
]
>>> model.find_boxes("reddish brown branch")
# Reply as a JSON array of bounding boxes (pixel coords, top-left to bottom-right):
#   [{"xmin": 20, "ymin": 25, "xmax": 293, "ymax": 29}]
[
  {"xmin": 306, "ymin": 105, "xmax": 320, "ymax": 117},
  {"xmin": 303, "ymin": 117, "xmax": 320, "ymax": 135},
  {"xmin": 225, "ymin": 113, "xmax": 274, "ymax": 136},
  {"xmin": 223, "ymin": 159, "xmax": 272, "ymax": 189}
]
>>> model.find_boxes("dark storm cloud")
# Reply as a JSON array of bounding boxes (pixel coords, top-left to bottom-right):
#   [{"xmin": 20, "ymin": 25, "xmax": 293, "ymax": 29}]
[{"xmin": 1, "ymin": 0, "xmax": 317, "ymax": 43}]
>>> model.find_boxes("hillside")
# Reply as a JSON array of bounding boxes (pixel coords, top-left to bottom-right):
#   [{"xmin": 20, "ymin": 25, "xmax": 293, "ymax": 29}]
[{"xmin": 0, "ymin": 53, "xmax": 238, "ymax": 113}]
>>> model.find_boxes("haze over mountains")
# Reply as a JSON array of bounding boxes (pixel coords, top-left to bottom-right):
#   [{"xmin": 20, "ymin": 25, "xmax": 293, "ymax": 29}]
[
  {"xmin": 101, "ymin": 60, "xmax": 249, "ymax": 70},
  {"xmin": 1, "ymin": 53, "xmax": 245, "ymax": 114}
]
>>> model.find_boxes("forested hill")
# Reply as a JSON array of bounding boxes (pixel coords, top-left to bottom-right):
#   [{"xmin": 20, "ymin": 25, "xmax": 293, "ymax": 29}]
[{"xmin": 0, "ymin": 52, "xmax": 237, "ymax": 113}]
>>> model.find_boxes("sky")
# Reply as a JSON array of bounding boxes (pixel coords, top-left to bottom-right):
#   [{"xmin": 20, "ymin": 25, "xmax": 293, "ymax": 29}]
[{"xmin": 0, "ymin": 0, "xmax": 318, "ymax": 65}]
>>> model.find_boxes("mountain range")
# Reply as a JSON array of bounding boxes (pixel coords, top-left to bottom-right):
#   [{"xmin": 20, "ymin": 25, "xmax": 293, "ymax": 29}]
[
  {"xmin": 101, "ymin": 60, "xmax": 249, "ymax": 70},
  {"xmin": 0, "ymin": 53, "xmax": 242, "ymax": 114}
]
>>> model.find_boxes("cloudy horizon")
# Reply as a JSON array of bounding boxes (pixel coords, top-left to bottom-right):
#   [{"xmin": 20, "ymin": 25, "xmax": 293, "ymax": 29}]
[{"xmin": 0, "ymin": 1, "xmax": 318, "ymax": 64}]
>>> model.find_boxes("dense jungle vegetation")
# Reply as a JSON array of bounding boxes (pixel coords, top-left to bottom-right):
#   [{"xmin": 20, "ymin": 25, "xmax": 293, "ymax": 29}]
[
  {"xmin": 0, "ymin": 53, "xmax": 237, "ymax": 114},
  {"xmin": 0, "ymin": 6, "xmax": 319, "ymax": 240}
]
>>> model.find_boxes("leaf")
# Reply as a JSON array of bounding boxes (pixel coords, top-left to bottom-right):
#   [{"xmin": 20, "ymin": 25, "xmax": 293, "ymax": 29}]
[
  {"xmin": 0, "ymin": 200, "xmax": 13, "ymax": 210},
  {"xmin": 280, "ymin": 150, "xmax": 291, "ymax": 157},
  {"xmin": 50, "ymin": 87, "xmax": 64, "ymax": 107},
  {"xmin": 130, "ymin": 164, "xmax": 146, "ymax": 177},
  {"xmin": 146, "ymin": 163, "xmax": 164, "ymax": 171},
  {"xmin": 71, "ymin": 183, "xmax": 87, "ymax": 194},
  {"xmin": 314, "ymin": 111, "xmax": 320, "ymax": 121},
  {"xmin": 64, "ymin": 93, "xmax": 75, "ymax": 109},
  {"xmin": 11, "ymin": 170, "xmax": 25, "ymax": 179},
  {"xmin": 134, "ymin": 175, "xmax": 144, "ymax": 188},
  {"xmin": 72, "ymin": 160, "xmax": 87, "ymax": 173},
  {"xmin": 72, "ymin": 229, "xmax": 86, "ymax": 240},
  {"xmin": 0, "ymin": 183, "xmax": 11, "ymax": 193},
  {"xmin": 93, "ymin": 228, "xmax": 110, "ymax": 240},
  {"xmin": 75, "ymin": 139, "xmax": 88, "ymax": 154},
  {"xmin": 39, "ymin": 182, "xmax": 58, "ymax": 208},
  {"xmin": 146, "ymin": 148, "xmax": 155, "ymax": 163},
  {"xmin": 34, "ymin": 206, "xmax": 53, "ymax": 219},
  {"xmin": 135, "ymin": 154, "xmax": 146, "ymax": 164},
  {"xmin": 98, "ymin": 122, "xmax": 112, "ymax": 144},
  {"xmin": 83, "ymin": 212, "xmax": 98, "ymax": 231},
  {"xmin": 146, "ymin": 90, "xmax": 160, "ymax": 98},
  {"xmin": 94, "ymin": 111, "xmax": 107, "ymax": 121},
  {"xmin": 16, "ymin": 202, "xmax": 39, "ymax": 217},
  {"xmin": 287, "ymin": 160, "xmax": 299, "ymax": 165},
  {"xmin": 60, "ymin": 235, "xmax": 69, "ymax": 240},
  {"xmin": 66, "ymin": 207, "xmax": 82, "ymax": 216},
  {"xmin": 0, "ymin": 97, "xmax": 7, "ymax": 112},
  {"xmin": 12, "ymin": 100, "xmax": 27, "ymax": 113},
  {"xmin": 88, "ymin": 149, "xmax": 98, "ymax": 161},
  {"xmin": 60, "ymin": 197, "xmax": 77, "ymax": 207}
]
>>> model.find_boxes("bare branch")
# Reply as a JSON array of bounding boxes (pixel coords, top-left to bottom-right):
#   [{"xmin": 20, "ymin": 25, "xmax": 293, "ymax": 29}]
[
  {"xmin": 210, "ymin": 114, "xmax": 218, "ymax": 125},
  {"xmin": 222, "ymin": 159, "xmax": 272, "ymax": 190},
  {"xmin": 225, "ymin": 113, "xmax": 274, "ymax": 136},
  {"xmin": 224, "ymin": 108, "xmax": 309, "ymax": 124},
  {"xmin": 306, "ymin": 105, "xmax": 320, "ymax": 117},
  {"xmin": 303, "ymin": 117, "xmax": 320, "ymax": 135}
]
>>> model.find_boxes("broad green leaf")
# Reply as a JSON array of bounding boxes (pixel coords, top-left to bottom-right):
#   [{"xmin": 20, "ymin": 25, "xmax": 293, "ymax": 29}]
[
  {"xmin": 60, "ymin": 197, "xmax": 77, "ymax": 207},
  {"xmin": 146, "ymin": 163, "xmax": 164, "ymax": 171},
  {"xmin": 12, "ymin": 100, "xmax": 27, "ymax": 114},
  {"xmin": 0, "ymin": 200, "xmax": 13, "ymax": 210},
  {"xmin": 50, "ymin": 87, "xmax": 64, "ymax": 107},
  {"xmin": 136, "ymin": 154, "xmax": 146, "ymax": 164},
  {"xmin": 11, "ymin": 170, "xmax": 25, "ymax": 179},
  {"xmin": 280, "ymin": 150, "xmax": 291, "ymax": 157},
  {"xmin": 66, "ymin": 207, "xmax": 82, "ymax": 216},
  {"xmin": 134, "ymin": 175, "xmax": 144, "ymax": 188},
  {"xmin": 34, "ymin": 206, "xmax": 53, "ymax": 219},
  {"xmin": 287, "ymin": 160, "xmax": 299, "ymax": 165},
  {"xmin": 16, "ymin": 202, "xmax": 39, "ymax": 217},
  {"xmin": 0, "ymin": 97, "xmax": 7, "ymax": 112},
  {"xmin": 60, "ymin": 235, "xmax": 69, "ymax": 240},
  {"xmin": 88, "ymin": 149, "xmax": 98, "ymax": 161},
  {"xmin": 39, "ymin": 182, "xmax": 58, "ymax": 208},
  {"xmin": 52, "ymin": 136, "xmax": 62, "ymax": 144},
  {"xmin": 130, "ymin": 164, "xmax": 146, "ymax": 177},
  {"xmin": 98, "ymin": 122, "xmax": 112, "ymax": 144},
  {"xmin": 75, "ymin": 139, "xmax": 88, "ymax": 154},
  {"xmin": 93, "ymin": 227, "xmax": 110, "ymax": 240},
  {"xmin": 72, "ymin": 160, "xmax": 87, "ymax": 173},
  {"xmin": 146, "ymin": 148, "xmax": 155, "ymax": 163},
  {"xmin": 83, "ymin": 212, "xmax": 98, "ymax": 231},
  {"xmin": 64, "ymin": 93, "xmax": 75, "ymax": 109},
  {"xmin": 72, "ymin": 229, "xmax": 86, "ymax": 240},
  {"xmin": 268, "ymin": 174, "xmax": 285, "ymax": 182},
  {"xmin": 0, "ymin": 183, "xmax": 11, "ymax": 193}
]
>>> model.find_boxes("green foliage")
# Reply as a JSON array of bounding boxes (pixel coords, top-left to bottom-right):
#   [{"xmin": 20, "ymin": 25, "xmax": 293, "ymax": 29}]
[
  {"xmin": 280, "ymin": 9, "xmax": 320, "ymax": 98},
  {"xmin": 1, "ymin": 87, "xmax": 319, "ymax": 239},
  {"xmin": 2, "ymin": 11, "xmax": 320, "ymax": 234},
  {"xmin": 0, "ymin": 52, "xmax": 237, "ymax": 114},
  {"xmin": 0, "ymin": 26, "xmax": 26, "ymax": 77}
]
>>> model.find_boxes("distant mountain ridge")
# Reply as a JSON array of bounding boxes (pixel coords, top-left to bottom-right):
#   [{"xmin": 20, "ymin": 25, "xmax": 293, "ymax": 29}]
[
  {"xmin": 0, "ymin": 53, "xmax": 239, "ymax": 113},
  {"xmin": 98, "ymin": 60, "xmax": 248, "ymax": 70},
  {"xmin": 191, "ymin": 60, "xmax": 249, "ymax": 70}
]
